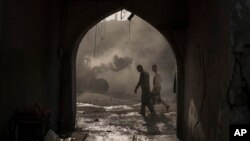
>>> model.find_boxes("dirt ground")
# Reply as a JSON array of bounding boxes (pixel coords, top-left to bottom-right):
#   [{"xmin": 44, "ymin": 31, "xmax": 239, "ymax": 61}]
[{"xmin": 75, "ymin": 92, "xmax": 177, "ymax": 141}]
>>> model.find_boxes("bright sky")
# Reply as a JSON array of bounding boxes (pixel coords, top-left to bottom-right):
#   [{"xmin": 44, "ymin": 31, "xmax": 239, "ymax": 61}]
[{"xmin": 104, "ymin": 10, "xmax": 131, "ymax": 21}]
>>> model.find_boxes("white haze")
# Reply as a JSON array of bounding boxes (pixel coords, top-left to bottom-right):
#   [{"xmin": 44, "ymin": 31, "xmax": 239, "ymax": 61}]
[{"xmin": 76, "ymin": 15, "xmax": 176, "ymax": 100}]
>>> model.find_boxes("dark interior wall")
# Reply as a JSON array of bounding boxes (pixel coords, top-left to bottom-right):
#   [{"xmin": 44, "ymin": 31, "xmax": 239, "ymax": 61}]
[
  {"xmin": 0, "ymin": 0, "xmax": 62, "ymax": 139},
  {"xmin": 183, "ymin": 0, "xmax": 231, "ymax": 140},
  {"xmin": 0, "ymin": 0, "xmax": 2, "ymax": 43}
]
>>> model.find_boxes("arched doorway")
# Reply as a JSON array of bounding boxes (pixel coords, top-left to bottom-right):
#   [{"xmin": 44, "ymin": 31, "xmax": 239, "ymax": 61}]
[
  {"xmin": 59, "ymin": 2, "xmax": 185, "ymax": 140},
  {"xmin": 75, "ymin": 9, "xmax": 177, "ymax": 139}
]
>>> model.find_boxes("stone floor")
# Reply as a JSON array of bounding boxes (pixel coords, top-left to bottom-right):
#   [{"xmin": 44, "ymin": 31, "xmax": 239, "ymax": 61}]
[{"xmin": 75, "ymin": 92, "xmax": 178, "ymax": 141}]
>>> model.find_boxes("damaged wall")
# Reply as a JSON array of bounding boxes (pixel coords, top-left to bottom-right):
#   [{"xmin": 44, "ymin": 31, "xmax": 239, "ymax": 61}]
[
  {"xmin": 228, "ymin": 0, "xmax": 250, "ymax": 124},
  {"xmin": 181, "ymin": 0, "xmax": 250, "ymax": 140}
]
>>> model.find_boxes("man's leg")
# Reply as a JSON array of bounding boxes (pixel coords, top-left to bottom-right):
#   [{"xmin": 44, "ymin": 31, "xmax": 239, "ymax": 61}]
[
  {"xmin": 140, "ymin": 91, "xmax": 148, "ymax": 116},
  {"xmin": 155, "ymin": 87, "xmax": 169, "ymax": 112},
  {"xmin": 140, "ymin": 102, "xmax": 146, "ymax": 116},
  {"xmin": 161, "ymin": 100, "xmax": 170, "ymax": 112},
  {"xmin": 145, "ymin": 96, "xmax": 155, "ymax": 114},
  {"xmin": 147, "ymin": 103, "xmax": 156, "ymax": 114}
]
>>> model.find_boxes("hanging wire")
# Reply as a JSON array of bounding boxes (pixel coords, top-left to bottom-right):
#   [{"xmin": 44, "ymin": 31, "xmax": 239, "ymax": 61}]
[
  {"xmin": 101, "ymin": 21, "xmax": 107, "ymax": 55},
  {"xmin": 97, "ymin": 21, "xmax": 106, "ymax": 40},
  {"xmin": 125, "ymin": 20, "xmax": 131, "ymax": 44},
  {"xmin": 96, "ymin": 20, "xmax": 107, "ymax": 56},
  {"xmin": 93, "ymin": 24, "xmax": 98, "ymax": 57}
]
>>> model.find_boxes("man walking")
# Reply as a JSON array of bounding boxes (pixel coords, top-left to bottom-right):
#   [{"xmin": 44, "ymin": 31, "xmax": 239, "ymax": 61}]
[
  {"xmin": 151, "ymin": 64, "xmax": 170, "ymax": 112},
  {"xmin": 135, "ymin": 65, "xmax": 155, "ymax": 116}
]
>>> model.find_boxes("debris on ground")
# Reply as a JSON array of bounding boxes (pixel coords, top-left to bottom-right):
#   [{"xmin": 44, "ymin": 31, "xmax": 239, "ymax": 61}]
[{"xmin": 76, "ymin": 92, "xmax": 177, "ymax": 140}]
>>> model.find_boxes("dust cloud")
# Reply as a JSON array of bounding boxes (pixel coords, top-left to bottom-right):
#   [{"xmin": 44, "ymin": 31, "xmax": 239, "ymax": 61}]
[{"xmin": 76, "ymin": 15, "xmax": 176, "ymax": 100}]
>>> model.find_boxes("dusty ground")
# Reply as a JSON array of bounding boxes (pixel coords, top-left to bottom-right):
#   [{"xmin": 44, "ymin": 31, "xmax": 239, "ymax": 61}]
[{"xmin": 75, "ymin": 92, "xmax": 177, "ymax": 141}]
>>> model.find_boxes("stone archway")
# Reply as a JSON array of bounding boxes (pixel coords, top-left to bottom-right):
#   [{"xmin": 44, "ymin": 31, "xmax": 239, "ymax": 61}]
[{"xmin": 59, "ymin": 1, "xmax": 186, "ymax": 139}]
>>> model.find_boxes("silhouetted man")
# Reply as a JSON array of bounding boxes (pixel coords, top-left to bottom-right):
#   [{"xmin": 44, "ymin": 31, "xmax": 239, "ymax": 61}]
[
  {"xmin": 152, "ymin": 64, "xmax": 169, "ymax": 112},
  {"xmin": 135, "ymin": 65, "xmax": 155, "ymax": 116}
]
